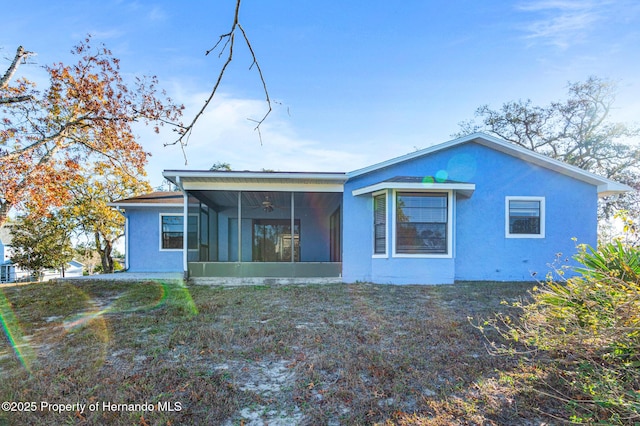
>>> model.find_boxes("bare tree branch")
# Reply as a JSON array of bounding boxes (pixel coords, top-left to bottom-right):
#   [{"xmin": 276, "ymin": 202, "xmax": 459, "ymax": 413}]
[
  {"xmin": 1, "ymin": 46, "xmax": 33, "ymax": 89},
  {"xmin": 238, "ymin": 23, "xmax": 272, "ymax": 144},
  {"xmin": 0, "ymin": 95, "xmax": 32, "ymax": 105},
  {"xmin": 0, "ymin": 46, "xmax": 35, "ymax": 105},
  {"xmin": 167, "ymin": 0, "xmax": 272, "ymax": 161}
]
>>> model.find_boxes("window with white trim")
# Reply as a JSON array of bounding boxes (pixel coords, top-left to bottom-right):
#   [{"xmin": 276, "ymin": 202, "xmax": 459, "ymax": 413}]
[
  {"xmin": 160, "ymin": 214, "xmax": 198, "ymax": 250},
  {"xmin": 395, "ymin": 192, "xmax": 448, "ymax": 254},
  {"xmin": 505, "ymin": 197, "xmax": 545, "ymax": 238},
  {"xmin": 373, "ymin": 193, "xmax": 387, "ymax": 255}
]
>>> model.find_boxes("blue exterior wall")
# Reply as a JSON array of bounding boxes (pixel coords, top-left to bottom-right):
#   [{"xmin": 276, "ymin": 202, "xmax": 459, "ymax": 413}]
[
  {"xmin": 125, "ymin": 207, "xmax": 183, "ymax": 272},
  {"xmin": 452, "ymin": 143, "xmax": 597, "ymax": 280},
  {"xmin": 124, "ymin": 195, "xmax": 340, "ymax": 269},
  {"xmin": 342, "ymin": 141, "xmax": 598, "ymax": 284}
]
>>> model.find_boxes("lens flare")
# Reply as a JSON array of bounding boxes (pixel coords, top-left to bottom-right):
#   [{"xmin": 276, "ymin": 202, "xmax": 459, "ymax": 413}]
[
  {"xmin": 173, "ymin": 280, "xmax": 199, "ymax": 316},
  {"xmin": 0, "ymin": 289, "xmax": 36, "ymax": 373},
  {"xmin": 0, "ymin": 279, "xmax": 198, "ymax": 374},
  {"xmin": 62, "ymin": 280, "xmax": 183, "ymax": 331},
  {"xmin": 435, "ymin": 170, "xmax": 449, "ymax": 182},
  {"xmin": 446, "ymin": 153, "xmax": 477, "ymax": 181}
]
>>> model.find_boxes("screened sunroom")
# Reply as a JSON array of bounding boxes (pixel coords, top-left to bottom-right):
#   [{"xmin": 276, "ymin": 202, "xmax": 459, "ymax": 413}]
[{"xmin": 163, "ymin": 171, "xmax": 346, "ymax": 281}]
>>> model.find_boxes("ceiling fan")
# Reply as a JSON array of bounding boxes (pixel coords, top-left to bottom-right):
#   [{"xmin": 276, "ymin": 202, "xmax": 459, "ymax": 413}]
[
  {"xmin": 248, "ymin": 195, "xmax": 289, "ymax": 213},
  {"xmin": 261, "ymin": 196, "xmax": 275, "ymax": 212}
]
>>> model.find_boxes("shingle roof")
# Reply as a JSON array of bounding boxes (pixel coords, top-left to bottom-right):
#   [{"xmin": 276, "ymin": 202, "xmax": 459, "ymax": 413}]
[
  {"xmin": 384, "ymin": 176, "xmax": 468, "ymax": 184},
  {"xmin": 113, "ymin": 191, "xmax": 185, "ymax": 205}
]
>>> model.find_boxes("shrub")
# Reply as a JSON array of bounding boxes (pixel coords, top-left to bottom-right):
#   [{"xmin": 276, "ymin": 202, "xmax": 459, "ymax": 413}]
[{"xmin": 482, "ymin": 227, "xmax": 640, "ymax": 424}]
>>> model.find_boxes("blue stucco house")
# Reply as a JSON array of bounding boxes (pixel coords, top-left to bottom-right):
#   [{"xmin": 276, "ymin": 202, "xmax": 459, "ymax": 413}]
[{"xmin": 112, "ymin": 133, "xmax": 631, "ymax": 284}]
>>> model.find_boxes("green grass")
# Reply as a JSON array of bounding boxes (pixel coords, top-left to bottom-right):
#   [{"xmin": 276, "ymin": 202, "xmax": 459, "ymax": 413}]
[{"xmin": 0, "ymin": 280, "xmax": 547, "ymax": 425}]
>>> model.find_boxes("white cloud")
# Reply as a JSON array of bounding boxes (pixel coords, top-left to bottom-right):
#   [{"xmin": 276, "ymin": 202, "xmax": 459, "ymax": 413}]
[
  {"xmin": 518, "ymin": 1, "xmax": 596, "ymax": 12},
  {"xmin": 139, "ymin": 90, "xmax": 369, "ymax": 186},
  {"xmin": 147, "ymin": 6, "xmax": 167, "ymax": 22},
  {"xmin": 516, "ymin": 0, "xmax": 625, "ymax": 48}
]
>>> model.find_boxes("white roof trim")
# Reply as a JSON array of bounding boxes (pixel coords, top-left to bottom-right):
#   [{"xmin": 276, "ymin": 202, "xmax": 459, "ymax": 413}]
[
  {"xmin": 108, "ymin": 202, "xmax": 185, "ymax": 208},
  {"xmin": 163, "ymin": 170, "xmax": 347, "ymax": 181},
  {"xmin": 348, "ymin": 132, "xmax": 632, "ymax": 197},
  {"xmin": 353, "ymin": 182, "xmax": 475, "ymax": 197}
]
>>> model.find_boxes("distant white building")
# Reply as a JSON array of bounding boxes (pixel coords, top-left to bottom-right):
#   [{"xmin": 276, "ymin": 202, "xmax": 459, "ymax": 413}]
[
  {"xmin": 0, "ymin": 225, "xmax": 84, "ymax": 283},
  {"xmin": 0, "ymin": 225, "xmax": 29, "ymax": 283}
]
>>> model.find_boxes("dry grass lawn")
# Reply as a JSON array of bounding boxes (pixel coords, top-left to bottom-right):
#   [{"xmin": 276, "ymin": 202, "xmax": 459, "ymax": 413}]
[{"xmin": 0, "ymin": 279, "xmax": 553, "ymax": 425}]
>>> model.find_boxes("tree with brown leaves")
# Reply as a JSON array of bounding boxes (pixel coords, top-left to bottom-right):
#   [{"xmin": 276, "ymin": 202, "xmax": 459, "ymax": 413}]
[
  {"xmin": 66, "ymin": 163, "xmax": 151, "ymax": 273},
  {"xmin": 0, "ymin": 37, "xmax": 183, "ymax": 227}
]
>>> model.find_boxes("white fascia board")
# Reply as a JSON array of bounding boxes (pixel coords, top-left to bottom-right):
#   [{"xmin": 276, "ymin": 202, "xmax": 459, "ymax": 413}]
[
  {"xmin": 107, "ymin": 202, "xmax": 199, "ymax": 208},
  {"xmin": 107, "ymin": 202, "xmax": 181, "ymax": 208},
  {"xmin": 163, "ymin": 170, "xmax": 348, "ymax": 182},
  {"xmin": 347, "ymin": 132, "xmax": 632, "ymax": 196},
  {"xmin": 352, "ymin": 182, "xmax": 475, "ymax": 196}
]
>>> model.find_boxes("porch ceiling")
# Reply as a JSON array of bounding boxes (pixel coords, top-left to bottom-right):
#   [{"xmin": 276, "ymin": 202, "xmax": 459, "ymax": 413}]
[{"xmin": 190, "ymin": 190, "xmax": 342, "ymax": 209}]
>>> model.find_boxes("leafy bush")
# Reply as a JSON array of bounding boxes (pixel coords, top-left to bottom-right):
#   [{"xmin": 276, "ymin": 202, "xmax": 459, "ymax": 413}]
[{"xmin": 482, "ymin": 226, "xmax": 640, "ymax": 424}]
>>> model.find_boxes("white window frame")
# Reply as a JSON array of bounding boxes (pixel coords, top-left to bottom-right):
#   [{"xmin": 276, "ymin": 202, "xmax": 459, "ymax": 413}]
[
  {"xmin": 505, "ymin": 196, "xmax": 545, "ymax": 239},
  {"xmin": 159, "ymin": 213, "xmax": 199, "ymax": 251},
  {"xmin": 372, "ymin": 190, "xmax": 388, "ymax": 258},
  {"xmin": 392, "ymin": 190, "xmax": 453, "ymax": 259}
]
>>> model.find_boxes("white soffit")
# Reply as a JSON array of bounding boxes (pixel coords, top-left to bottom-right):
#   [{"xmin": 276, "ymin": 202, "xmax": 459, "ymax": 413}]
[{"xmin": 163, "ymin": 171, "xmax": 347, "ymax": 193}]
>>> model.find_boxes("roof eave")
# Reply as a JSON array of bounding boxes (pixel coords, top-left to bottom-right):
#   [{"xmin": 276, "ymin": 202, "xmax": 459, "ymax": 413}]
[
  {"xmin": 347, "ymin": 133, "xmax": 479, "ymax": 178},
  {"xmin": 597, "ymin": 182, "xmax": 634, "ymax": 198},
  {"xmin": 108, "ymin": 202, "xmax": 185, "ymax": 208},
  {"xmin": 347, "ymin": 132, "xmax": 632, "ymax": 195},
  {"xmin": 352, "ymin": 181, "xmax": 476, "ymax": 197},
  {"xmin": 162, "ymin": 170, "xmax": 348, "ymax": 193}
]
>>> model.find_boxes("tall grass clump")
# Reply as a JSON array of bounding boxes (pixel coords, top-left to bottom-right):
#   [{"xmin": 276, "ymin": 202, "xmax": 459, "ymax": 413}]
[{"xmin": 482, "ymin": 216, "xmax": 640, "ymax": 424}]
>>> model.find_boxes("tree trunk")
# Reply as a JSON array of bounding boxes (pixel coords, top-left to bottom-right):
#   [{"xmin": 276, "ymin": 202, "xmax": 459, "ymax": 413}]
[
  {"xmin": 95, "ymin": 232, "xmax": 114, "ymax": 273},
  {"xmin": 0, "ymin": 202, "xmax": 11, "ymax": 229}
]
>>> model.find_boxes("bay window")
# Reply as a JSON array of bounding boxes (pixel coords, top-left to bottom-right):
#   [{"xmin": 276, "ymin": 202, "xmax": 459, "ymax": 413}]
[
  {"xmin": 395, "ymin": 192, "xmax": 448, "ymax": 255},
  {"xmin": 373, "ymin": 193, "xmax": 387, "ymax": 255}
]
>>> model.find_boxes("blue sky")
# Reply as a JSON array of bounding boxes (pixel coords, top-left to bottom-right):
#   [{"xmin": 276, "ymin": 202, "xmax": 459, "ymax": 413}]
[{"xmin": 3, "ymin": 0, "xmax": 640, "ymax": 187}]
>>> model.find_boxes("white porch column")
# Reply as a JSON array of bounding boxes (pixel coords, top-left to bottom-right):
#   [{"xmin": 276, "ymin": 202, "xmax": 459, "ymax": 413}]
[
  {"xmin": 124, "ymin": 216, "xmax": 129, "ymax": 270},
  {"xmin": 291, "ymin": 192, "xmax": 295, "ymax": 263},
  {"xmin": 237, "ymin": 191, "xmax": 242, "ymax": 262},
  {"xmin": 183, "ymin": 191, "xmax": 189, "ymax": 276}
]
